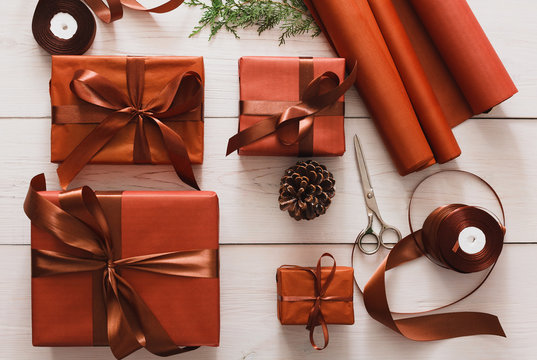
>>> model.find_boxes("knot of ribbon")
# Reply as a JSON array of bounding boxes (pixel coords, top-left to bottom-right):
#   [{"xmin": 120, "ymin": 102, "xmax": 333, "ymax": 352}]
[
  {"xmin": 24, "ymin": 174, "xmax": 218, "ymax": 359},
  {"xmin": 56, "ymin": 57, "xmax": 203, "ymax": 190},
  {"xmin": 280, "ymin": 253, "xmax": 351, "ymax": 350},
  {"xmin": 83, "ymin": 0, "xmax": 185, "ymax": 23},
  {"xmin": 226, "ymin": 62, "xmax": 357, "ymax": 156}
]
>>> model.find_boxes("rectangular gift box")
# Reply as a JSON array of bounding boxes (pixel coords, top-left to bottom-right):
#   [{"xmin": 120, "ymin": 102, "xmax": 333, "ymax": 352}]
[
  {"xmin": 50, "ymin": 55, "xmax": 205, "ymax": 164},
  {"xmin": 238, "ymin": 56, "xmax": 346, "ymax": 156},
  {"xmin": 276, "ymin": 265, "xmax": 354, "ymax": 325},
  {"xmin": 31, "ymin": 190, "xmax": 219, "ymax": 347}
]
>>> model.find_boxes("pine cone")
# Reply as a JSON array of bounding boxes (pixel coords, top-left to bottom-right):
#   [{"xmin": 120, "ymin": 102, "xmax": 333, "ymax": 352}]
[{"xmin": 278, "ymin": 160, "xmax": 335, "ymax": 221}]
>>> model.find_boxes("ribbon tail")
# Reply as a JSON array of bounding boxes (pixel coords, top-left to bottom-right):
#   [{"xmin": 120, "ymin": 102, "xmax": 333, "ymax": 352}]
[
  {"xmin": 226, "ymin": 115, "xmax": 279, "ymax": 155},
  {"xmin": 57, "ymin": 111, "xmax": 134, "ymax": 190},
  {"xmin": 120, "ymin": 0, "xmax": 184, "ymax": 13},
  {"xmin": 150, "ymin": 117, "xmax": 199, "ymax": 190},
  {"xmin": 307, "ymin": 310, "xmax": 329, "ymax": 350},
  {"xmin": 112, "ymin": 273, "xmax": 198, "ymax": 357},
  {"xmin": 395, "ymin": 312, "xmax": 505, "ymax": 341},
  {"xmin": 106, "ymin": 282, "xmax": 143, "ymax": 360},
  {"xmin": 133, "ymin": 115, "xmax": 152, "ymax": 163},
  {"xmin": 83, "ymin": 0, "xmax": 123, "ymax": 23},
  {"xmin": 363, "ymin": 236, "xmax": 506, "ymax": 340}
]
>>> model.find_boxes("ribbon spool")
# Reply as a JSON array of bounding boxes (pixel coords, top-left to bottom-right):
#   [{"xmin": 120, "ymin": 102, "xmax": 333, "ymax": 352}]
[
  {"xmin": 416, "ymin": 204, "xmax": 504, "ymax": 273},
  {"xmin": 408, "ymin": 170, "xmax": 506, "ymax": 274},
  {"xmin": 32, "ymin": 0, "xmax": 96, "ymax": 55},
  {"xmin": 353, "ymin": 170, "xmax": 507, "ymax": 340}
]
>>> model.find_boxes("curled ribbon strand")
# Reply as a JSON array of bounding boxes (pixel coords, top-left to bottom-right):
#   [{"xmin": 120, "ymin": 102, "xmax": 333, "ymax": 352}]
[
  {"xmin": 56, "ymin": 57, "xmax": 203, "ymax": 190},
  {"xmin": 352, "ymin": 171, "xmax": 507, "ymax": 341},
  {"xmin": 25, "ymin": 174, "xmax": 218, "ymax": 359},
  {"xmin": 279, "ymin": 253, "xmax": 352, "ymax": 350},
  {"xmin": 83, "ymin": 0, "xmax": 184, "ymax": 23},
  {"xmin": 226, "ymin": 62, "xmax": 357, "ymax": 156}
]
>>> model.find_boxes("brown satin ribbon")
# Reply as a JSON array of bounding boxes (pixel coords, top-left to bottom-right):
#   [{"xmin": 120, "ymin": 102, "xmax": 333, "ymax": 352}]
[
  {"xmin": 56, "ymin": 57, "xmax": 203, "ymax": 190},
  {"xmin": 24, "ymin": 174, "xmax": 218, "ymax": 359},
  {"xmin": 82, "ymin": 0, "xmax": 184, "ymax": 23},
  {"xmin": 279, "ymin": 253, "xmax": 353, "ymax": 350},
  {"xmin": 352, "ymin": 171, "xmax": 507, "ymax": 340},
  {"xmin": 32, "ymin": 0, "xmax": 183, "ymax": 55},
  {"xmin": 32, "ymin": 0, "xmax": 97, "ymax": 55},
  {"xmin": 226, "ymin": 62, "xmax": 357, "ymax": 156}
]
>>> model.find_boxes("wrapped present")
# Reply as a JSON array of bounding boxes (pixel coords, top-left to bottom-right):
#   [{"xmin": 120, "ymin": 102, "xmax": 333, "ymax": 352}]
[
  {"xmin": 276, "ymin": 253, "xmax": 354, "ymax": 350},
  {"xmin": 50, "ymin": 55, "xmax": 205, "ymax": 189},
  {"xmin": 226, "ymin": 56, "xmax": 357, "ymax": 157},
  {"xmin": 25, "ymin": 174, "xmax": 219, "ymax": 359}
]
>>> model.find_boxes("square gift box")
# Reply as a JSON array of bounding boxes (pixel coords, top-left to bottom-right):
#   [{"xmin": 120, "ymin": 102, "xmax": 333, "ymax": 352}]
[
  {"xmin": 29, "ymin": 180, "xmax": 219, "ymax": 352},
  {"xmin": 50, "ymin": 55, "xmax": 205, "ymax": 165},
  {"xmin": 50, "ymin": 55, "xmax": 205, "ymax": 189},
  {"xmin": 276, "ymin": 262, "xmax": 354, "ymax": 325},
  {"xmin": 236, "ymin": 56, "xmax": 347, "ymax": 156}
]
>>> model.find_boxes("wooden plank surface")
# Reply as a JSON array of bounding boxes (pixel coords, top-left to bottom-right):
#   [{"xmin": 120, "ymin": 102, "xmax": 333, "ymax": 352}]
[
  {"xmin": 1, "ymin": 0, "xmax": 536, "ymax": 359},
  {"xmin": 1, "ymin": 118, "xmax": 535, "ymax": 245},
  {"xmin": 0, "ymin": 244, "xmax": 535, "ymax": 359}
]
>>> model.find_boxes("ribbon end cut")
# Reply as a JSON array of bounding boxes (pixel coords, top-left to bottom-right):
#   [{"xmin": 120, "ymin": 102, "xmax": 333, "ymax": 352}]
[
  {"xmin": 56, "ymin": 168, "xmax": 70, "ymax": 191},
  {"xmin": 31, "ymin": 174, "xmax": 46, "ymax": 191},
  {"xmin": 226, "ymin": 139, "xmax": 236, "ymax": 156}
]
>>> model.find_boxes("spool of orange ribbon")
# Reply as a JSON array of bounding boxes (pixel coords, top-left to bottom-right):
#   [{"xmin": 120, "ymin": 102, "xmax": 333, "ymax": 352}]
[
  {"xmin": 32, "ymin": 0, "xmax": 97, "ymax": 55},
  {"xmin": 353, "ymin": 170, "xmax": 507, "ymax": 340}
]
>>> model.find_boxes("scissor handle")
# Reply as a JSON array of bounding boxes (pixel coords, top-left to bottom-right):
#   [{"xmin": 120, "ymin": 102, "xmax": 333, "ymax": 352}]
[
  {"xmin": 356, "ymin": 227, "xmax": 381, "ymax": 255},
  {"xmin": 378, "ymin": 224, "xmax": 402, "ymax": 249}
]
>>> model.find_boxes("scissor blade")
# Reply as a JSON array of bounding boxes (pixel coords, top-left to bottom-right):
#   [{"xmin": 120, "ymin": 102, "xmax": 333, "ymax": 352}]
[{"xmin": 354, "ymin": 135, "xmax": 373, "ymax": 197}]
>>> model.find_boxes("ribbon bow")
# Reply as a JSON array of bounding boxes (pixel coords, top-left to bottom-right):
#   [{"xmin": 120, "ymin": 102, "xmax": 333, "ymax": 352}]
[
  {"xmin": 226, "ymin": 63, "xmax": 357, "ymax": 156},
  {"xmin": 83, "ymin": 0, "xmax": 184, "ymax": 23},
  {"xmin": 280, "ymin": 253, "xmax": 351, "ymax": 350},
  {"xmin": 24, "ymin": 174, "xmax": 218, "ymax": 359},
  {"xmin": 56, "ymin": 57, "xmax": 203, "ymax": 190}
]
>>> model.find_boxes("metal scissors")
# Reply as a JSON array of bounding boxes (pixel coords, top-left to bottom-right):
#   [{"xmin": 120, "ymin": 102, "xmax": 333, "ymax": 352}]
[{"xmin": 354, "ymin": 135, "xmax": 402, "ymax": 254}]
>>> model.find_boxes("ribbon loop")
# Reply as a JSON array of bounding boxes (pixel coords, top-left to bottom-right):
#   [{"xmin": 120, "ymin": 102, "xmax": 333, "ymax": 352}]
[
  {"xmin": 25, "ymin": 174, "xmax": 218, "ymax": 359},
  {"xmin": 57, "ymin": 58, "xmax": 203, "ymax": 190}
]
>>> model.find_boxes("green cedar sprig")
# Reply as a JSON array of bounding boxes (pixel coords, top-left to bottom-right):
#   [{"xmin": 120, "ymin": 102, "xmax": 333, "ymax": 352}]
[{"xmin": 185, "ymin": 0, "xmax": 320, "ymax": 45}]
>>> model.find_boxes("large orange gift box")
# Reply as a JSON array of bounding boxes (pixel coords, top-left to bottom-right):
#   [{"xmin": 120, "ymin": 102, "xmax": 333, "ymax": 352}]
[{"xmin": 26, "ymin": 175, "xmax": 219, "ymax": 359}]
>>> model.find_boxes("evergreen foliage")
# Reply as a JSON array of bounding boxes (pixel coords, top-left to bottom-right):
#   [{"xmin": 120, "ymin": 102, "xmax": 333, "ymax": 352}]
[{"xmin": 186, "ymin": 0, "xmax": 320, "ymax": 45}]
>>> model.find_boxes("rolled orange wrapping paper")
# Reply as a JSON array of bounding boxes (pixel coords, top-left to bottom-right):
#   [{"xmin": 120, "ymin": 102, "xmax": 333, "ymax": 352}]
[
  {"xmin": 304, "ymin": 0, "xmax": 435, "ymax": 175},
  {"xmin": 367, "ymin": 0, "xmax": 460, "ymax": 163},
  {"xmin": 304, "ymin": 0, "xmax": 517, "ymax": 175},
  {"xmin": 390, "ymin": 0, "xmax": 474, "ymax": 127},
  {"xmin": 409, "ymin": 0, "xmax": 518, "ymax": 115}
]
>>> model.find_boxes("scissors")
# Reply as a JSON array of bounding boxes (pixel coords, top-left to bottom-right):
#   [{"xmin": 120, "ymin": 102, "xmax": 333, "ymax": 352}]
[{"xmin": 353, "ymin": 135, "xmax": 402, "ymax": 254}]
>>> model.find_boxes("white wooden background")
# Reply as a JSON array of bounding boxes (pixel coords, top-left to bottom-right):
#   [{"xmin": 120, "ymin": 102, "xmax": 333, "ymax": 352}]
[{"xmin": 1, "ymin": 1, "xmax": 536, "ymax": 359}]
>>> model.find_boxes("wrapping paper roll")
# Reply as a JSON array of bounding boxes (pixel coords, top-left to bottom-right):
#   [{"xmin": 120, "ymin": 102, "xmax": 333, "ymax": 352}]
[
  {"xmin": 304, "ymin": 0, "xmax": 517, "ymax": 175},
  {"xmin": 367, "ymin": 0, "xmax": 460, "ymax": 164},
  {"xmin": 390, "ymin": 0, "xmax": 474, "ymax": 127},
  {"xmin": 305, "ymin": 0, "xmax": 435, "ymax": 175},
  {"xmin": 409, "ymin": 0, "xmax": 518, "ymax": 115}
]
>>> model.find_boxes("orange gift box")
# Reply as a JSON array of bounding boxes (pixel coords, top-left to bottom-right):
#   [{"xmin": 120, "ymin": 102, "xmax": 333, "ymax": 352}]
[
  {"xmin": 30, "ymin": 189, "xmax": 220, "ymax": 350},
  {"xmin": 50, "ymin": 55, "xmax": 205, "ymax": 165},
  {"xmin": 276, "ymin": 264, "xmax": 354, "ymax": 325},
  {"xmin": 237, "ymin": 56, "xmax": 346, "ymax": 156}
]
